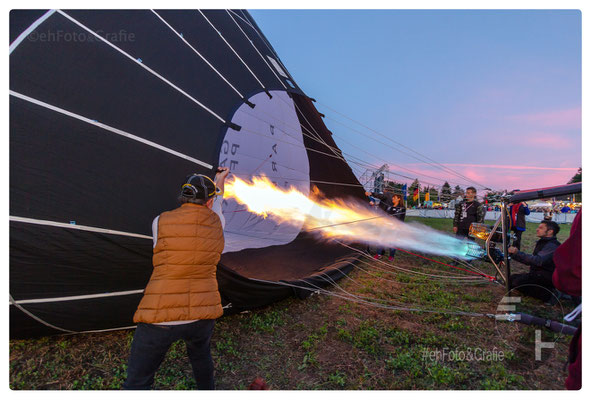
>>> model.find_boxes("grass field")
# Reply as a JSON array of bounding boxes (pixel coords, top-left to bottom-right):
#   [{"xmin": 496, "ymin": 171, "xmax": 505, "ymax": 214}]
[{"xmin": 9, "ymin": 217, "xmax": 577, "ymax": 390}]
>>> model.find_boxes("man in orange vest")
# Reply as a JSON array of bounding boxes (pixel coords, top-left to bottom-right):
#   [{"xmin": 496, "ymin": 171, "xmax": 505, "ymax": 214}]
[{"xmin": 123, "ymin": 167, "xmax": 230, "ymax": 390}]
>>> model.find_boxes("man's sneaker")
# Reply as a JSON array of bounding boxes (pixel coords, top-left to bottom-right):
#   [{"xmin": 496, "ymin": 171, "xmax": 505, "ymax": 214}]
[
  {"xmin": 388, "ymin": 256, "xmax": 394, "ymax": 261},
  {"xmin": 373, "ymin": 254, "xmax": 381, "ymax": 260}
]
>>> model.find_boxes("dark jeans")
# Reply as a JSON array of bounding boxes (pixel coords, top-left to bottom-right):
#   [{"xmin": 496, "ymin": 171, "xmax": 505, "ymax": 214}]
[
  {"xmin": 378, "ymin": 247, "xmax": 397, "ymax": 258},
  {"xmin": 512, "ymin": 230, "xmax": 523, "ymax": 250},
  {"xmin": 455, "ymin": 228, "xmax": 474, "ymax": 240},
  {"xmin": 509, "ymin": 273, "xmax": 554, "ymax": 302},
  {"xmin": 123, "ymin": 319, "xmax": 216, "ymax": 390}
]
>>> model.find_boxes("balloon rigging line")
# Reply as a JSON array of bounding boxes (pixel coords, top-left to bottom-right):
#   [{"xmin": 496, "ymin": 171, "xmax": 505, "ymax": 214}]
[
  {"xmin": 11, "ymin": 10, "xmax": 501, "ymax": 335},
  {"xmin": 234, "ymin": 60, "xmax": 490, "ymax": 191},
  {"xmin": 222, "ymin": 227, "xmax": 483, "ymax": 283},
  {"xmin": 225, "ymin": 151, "xmax": 308, "ymax": 176},
  {"xmin": 315, "ymin": 268, "xmax": 486, "ymax": 316},
  {"xmin": 315, "ymin": 99, "xmax": 490, "ymax": 190},
  {"xmin": 236, "ymin": 101, "xmax": 490, "ymax": 193},
  {"xmin": 323, "ymin": 113, "xmax": 490, "ymax": 190},
  {"xmin": 235, "ymin": 10, "xmax": 296, "ymax": 84},
  {"xmin": 238, "ymin": 111, "xmax": 470, "ymax": 194},
  {"xmin": 230, "ymin": 9, "xmax": 296, "ymax": 84},
  {"xmin": 197, "ymin": 10, "xmax": 269, "ymax": 94},
  {"xmin": 393, "ymin": 248, "xmax": 496, "ymax": 281},
  {"xmin": 9, "ymin": 295, "xmax": 76, "ymax": 334},
  {"xmin": 351, "ymin": 256, "xmax": 489, "ymax": 286},
  {"xmin": 340, "ymin": 241, "xmax": 492, "ymax": 281},
  {"xmin": 315, "ymin": 271, "xmax": 411, "ymax": 306},
  {"xmin": 250, "ymin": 277, "xmax": 487, "ymax": 318},
  {"xmin": 345, "ymin": 251, "xmax": 481, "ymax": 283},
  {"xmin": 335, "ymin": 241, "xmax": 486, "ymax": 280},
  {"xmin": 351, "ymin": 248, "xmax": 487, "ymax": 282},
  {"xmin": 292, "ymin": 100, "xmax": 347, "ymax": 161},
  {"xmin": 225, "ymin": 9, "xmax": 289, "ymax": 90},
  {"xmin": 9, "ymin": 91, "xmax": 214, "ymax": 169},
  {"xmin": 333, "ymin": 233, "xmax": 491, "ymax": 279},
  {"xmin": 326, "ymin": 120, "xmax": 488, "ymax": 190},
  {"xmin": 355, "ymin": 248, "xmax": 489, "ymax": 281},
  {"xmin": 56, "ymin": 10, "xmax": 230, "ymax": 127},
  {"xmin": 18, "ymin": 9, "xmax": 492, "ymax": 193},
  {"xmin": 150, "ymin": 10, "xmax": 247, "ymax": 101},
  {"xmin": 208, "ymin": 27, "xmax": 490, "ymax": 191},
  {"xmin": 303, "ymin": 263, "xmax": 494, "ymax": 321},
  {"xmin": 236, "ymin": 106, "xmax": 348, "ymax": 164},
  {"xmin": 348, "ymin": 242, "xmax": 494, "ymax": 281},
  {"xmin": 238, "ymin": 125, "xmax": 348, "ymax": 161}
]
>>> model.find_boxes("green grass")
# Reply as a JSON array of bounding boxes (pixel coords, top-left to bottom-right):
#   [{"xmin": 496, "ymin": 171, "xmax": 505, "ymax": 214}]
[{"xmin": 9, "ymin": 217, "xmax": 574, "ymax": 390}]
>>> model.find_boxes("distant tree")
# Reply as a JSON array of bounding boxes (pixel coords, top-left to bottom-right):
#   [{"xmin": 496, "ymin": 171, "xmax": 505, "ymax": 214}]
[
  {"xmin": 452, "ymin": 185, "xmax": 463, "ymax": 199},
  {"xmin": 440, "ymin": 181, "xmax": 452, "ymax": 203},
  {"xmin": 568, "ymin": 168, "xmax": 582, "ymax": 184},
  {"xmin": 384, "ymin": 180, "xmax": 404, "ymax": 196},
  {"xmin": 484, "ymin": 190, "xmax": 505, "ymax": 204},
  {"xmin": 568, "ymin": 168, "xmax": 582, "ymax": 202},
  {"xmin": 429, "ymin": 186, "xmax": 439, "ymax": 202}
]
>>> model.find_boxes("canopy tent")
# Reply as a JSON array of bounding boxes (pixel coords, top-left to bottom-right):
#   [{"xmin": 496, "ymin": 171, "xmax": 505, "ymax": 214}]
[
  {"xmin": 10, "ymin": 9, "xmax": 364, "ymax": 338},
  {"xmin": 529, "ymin": 202, "xmax": 553, "ymax": 208}
]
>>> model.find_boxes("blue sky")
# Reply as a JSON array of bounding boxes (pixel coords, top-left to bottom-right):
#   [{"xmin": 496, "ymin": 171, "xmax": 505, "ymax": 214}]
[{"xmin": 250, "ymin": 9, "xmax": 582, "ymax": 191}]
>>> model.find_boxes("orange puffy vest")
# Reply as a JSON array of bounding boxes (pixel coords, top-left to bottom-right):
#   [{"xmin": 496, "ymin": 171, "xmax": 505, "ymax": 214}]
[{"xmin": 133, "ymin": 203, "xmax": 225, "ymax": 324}]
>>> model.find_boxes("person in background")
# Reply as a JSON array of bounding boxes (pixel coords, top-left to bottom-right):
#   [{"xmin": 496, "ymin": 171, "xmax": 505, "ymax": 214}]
[
  {"xmin": 123, "ymin": 167, "xmax": 230, "ymax": 390},
  {"xmin": 509, "ymin": 201, "xmax": 530, "ymax": 250},
  {"xmin": 453, "ymin": 186, "xmax": 485, "ymax": 240},
  {"xmin": 365, "ymin": 193, "xmax": 379, "ymax": 254},
  {"xmin": 543, "ymin": 207, "xmax": 553, "ymax": 221},
  {"xmin": 507, "ymin": 220, "xmax": 561, "ymax": 301},
  {"xmin": 552, "ymin": 210, "xmax": 581, "ymax": 390},
  {"xmin": 364, "ymin": 189, "xmax": 406, "ymax": 261}
]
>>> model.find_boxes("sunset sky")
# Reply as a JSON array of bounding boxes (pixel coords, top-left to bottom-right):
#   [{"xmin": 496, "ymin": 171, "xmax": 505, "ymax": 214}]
[{"xmin": 250, "ymin": 9, "xmax": 582, "ymax": 192}]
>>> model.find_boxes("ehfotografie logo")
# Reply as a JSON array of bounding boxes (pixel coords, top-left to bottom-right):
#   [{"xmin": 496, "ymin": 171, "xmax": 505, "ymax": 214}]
[
  {"xmin": 28, "ymin": 29, "xmax": 135, "ymax": 44},
  {"xmin": 494, "ymin": 284, "xmax": 568, "ymax": 362}
]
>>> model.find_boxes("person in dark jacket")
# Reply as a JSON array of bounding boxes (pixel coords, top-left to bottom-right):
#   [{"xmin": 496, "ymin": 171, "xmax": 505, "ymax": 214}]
[
  {"xmin": 509, "ymin": 201, "xmax": 530, "ymax": 250},
  {"xmin": 552, "ymin": 210, "xmax": 581, "ymax": 390},
  {"xmin": 453, "ymin": 187, "xmax": 485, "ymax": 239},
  {"xmin": 364, "ymin": 189, "xmax": 406, "ymax": 261},
  {"xmin": 508, "ymin": 220, "xmax": 561, "ymax": 301}
]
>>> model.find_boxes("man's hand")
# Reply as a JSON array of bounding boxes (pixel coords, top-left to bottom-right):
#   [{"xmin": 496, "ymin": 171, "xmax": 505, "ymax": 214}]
[
  {"xmin": 215, "ymin": 167, "xmax": 230, "ymax": 181},
  {"xmin": 508, "ymin": 246, "xmax": 518, "ymax": 254},
  {"xmin": 453, "ymin": 227, "xmax": 458, "ymax": 234},
  {"xmin": 365, "ymin": 191, "xmax": 371, "ymax": 197},
  {"xmin": 214, "ymin": 167, "xmax": 230, "ymax": 193}
]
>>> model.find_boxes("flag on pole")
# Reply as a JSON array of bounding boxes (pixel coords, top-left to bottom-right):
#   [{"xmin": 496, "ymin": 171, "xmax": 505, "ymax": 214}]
[
  {"xmin": 402, "ymin": 184, "xmax": 407, "ymax": 201},
  {"xmin": 425, "ymin": 191, "xmax": 430, "ymax": 202},
  {"xmin": 413, "ymin": 187, "xmax": 419, "ymax": 201}
]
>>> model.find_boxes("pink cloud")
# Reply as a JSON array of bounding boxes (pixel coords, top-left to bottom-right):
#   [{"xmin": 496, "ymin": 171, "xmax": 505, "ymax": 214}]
[
  {"xmin": 524, "ymin": 133, "xmax": 573, "ymax": 149},
  {"xmin": 439, "ymin": 163, "xmax": 578, "ymax": 171},
  {"xmin": 380, "ymin": 162, "xmax": 577, "ymax": 192},
  {"xmin": 507, "ymin": 107, "xmax": 581, "ymax": 130}
]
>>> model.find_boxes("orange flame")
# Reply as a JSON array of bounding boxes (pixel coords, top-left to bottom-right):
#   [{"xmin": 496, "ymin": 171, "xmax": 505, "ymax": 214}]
[
  {"xmin": 223, "ymin": 175, "xmax": 482, "ymax": 260},
  {"xmin": 224, "ymin": 176, "xmax": 377, "ymax": 235}
]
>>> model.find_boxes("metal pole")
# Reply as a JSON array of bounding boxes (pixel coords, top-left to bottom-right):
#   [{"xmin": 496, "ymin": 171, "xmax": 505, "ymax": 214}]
[{"xmin": 500, "ymin": 201, "xmax": 511, "ymax": 292}]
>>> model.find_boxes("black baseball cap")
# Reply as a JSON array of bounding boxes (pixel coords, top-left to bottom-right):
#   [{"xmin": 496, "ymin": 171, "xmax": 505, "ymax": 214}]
[{"xmin": 180, "ymin": 174, "xmax": 217, "ymax": 200}]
